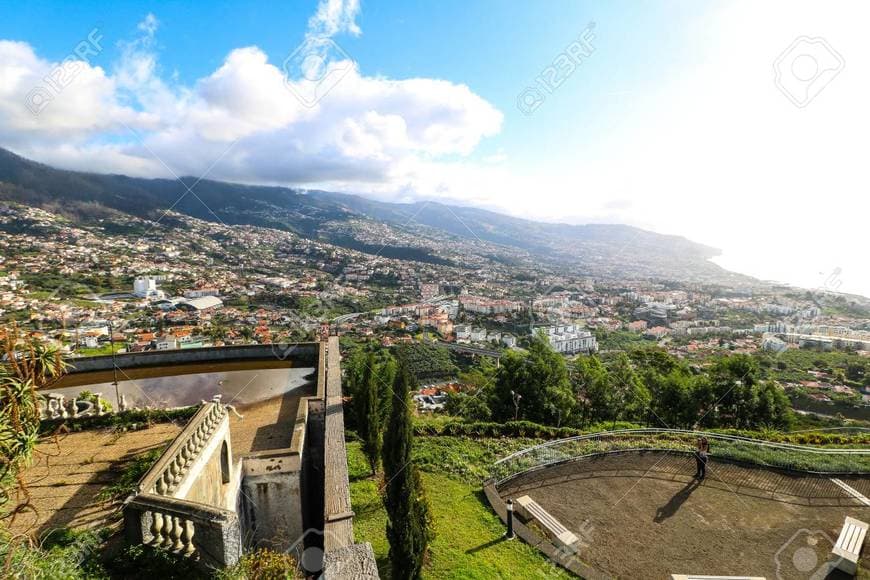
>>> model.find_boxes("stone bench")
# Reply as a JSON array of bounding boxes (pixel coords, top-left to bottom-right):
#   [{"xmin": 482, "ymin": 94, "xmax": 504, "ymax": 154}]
[
  {"xmin": 514, "ymin": 495, "xmax": 578, "ymax": 550},
  {"xmin": 833, "ymin": 516, "xmax": 868, "ymax": 575}
]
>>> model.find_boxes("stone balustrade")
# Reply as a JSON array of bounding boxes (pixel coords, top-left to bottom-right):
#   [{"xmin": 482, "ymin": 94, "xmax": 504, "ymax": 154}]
[
  {"xmin": 39, "ymin": 392, "xmax": 106, "ymax": 420},
  {"xmin": 124, "ymin": 494, "xmax": 242, "ymax": 568},
  {"xmin": 140, "ymin": 401, "xmax": 227, "ymax": 497},
  {"xmin": 126, "ymin": 400, "xmax": 240, "ymax": 569}
]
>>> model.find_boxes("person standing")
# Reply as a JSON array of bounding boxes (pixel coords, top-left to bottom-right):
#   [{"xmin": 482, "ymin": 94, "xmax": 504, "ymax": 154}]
[{"xmin": 694, "ymin": 436, "xmax": 709, "ymax": 480}]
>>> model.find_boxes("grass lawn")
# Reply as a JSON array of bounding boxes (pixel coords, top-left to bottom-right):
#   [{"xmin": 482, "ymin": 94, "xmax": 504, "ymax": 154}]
[{"xmin": 347, "ymin": 438, "xmax": 575, "ymax": 579}]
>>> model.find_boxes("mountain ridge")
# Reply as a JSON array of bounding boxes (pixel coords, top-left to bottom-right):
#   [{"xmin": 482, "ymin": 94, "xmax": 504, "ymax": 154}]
[{"xmin": 0, "ymin": 146, "xmax": 747, "ymax": 285}]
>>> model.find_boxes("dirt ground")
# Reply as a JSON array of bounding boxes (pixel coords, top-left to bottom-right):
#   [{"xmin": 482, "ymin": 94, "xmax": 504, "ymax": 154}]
[
  {"xmin": 7, "ymin": 423, "xmax": 182, "ymax": 538},
  {"xmin": 500, "ymin": 452, "xmax": 870, "ymax": 579}
]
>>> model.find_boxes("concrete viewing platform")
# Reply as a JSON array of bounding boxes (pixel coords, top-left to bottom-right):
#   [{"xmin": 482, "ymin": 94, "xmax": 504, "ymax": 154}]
[{"xmin": 498, "ymin": 452, "xmax": 870, "ymax": 578}]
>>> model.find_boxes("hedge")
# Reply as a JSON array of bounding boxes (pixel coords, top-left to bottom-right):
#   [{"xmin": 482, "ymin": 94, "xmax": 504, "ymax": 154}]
[{"xmin": 412, "ymin": 419, "xmax": 870, "ymax": 447}]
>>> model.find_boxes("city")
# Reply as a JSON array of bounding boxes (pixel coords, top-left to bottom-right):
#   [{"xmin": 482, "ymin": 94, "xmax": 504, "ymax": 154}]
[{"xmin": 1, "ymin": 1, "xmax": 869, "ymax": 579}]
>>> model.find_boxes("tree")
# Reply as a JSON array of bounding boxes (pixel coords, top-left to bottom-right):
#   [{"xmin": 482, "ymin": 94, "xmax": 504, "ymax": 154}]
[
  {"xmin": 207, "ymin": 322, "xmax": 228, "ymax": 343},
  {"xmin": 376, "ymin": 352, "xmax": 397, "ymax": 426},
  {"xmin": 606, "ymin": 353, "xmax": 651, "ymax": 424},
  {"xmin": 444, "ymin": 390, "xmax": 492, "ymax": 421},
  {"xmin": 629, "ymin": 347, "xmax": 682, "ymax": 376},
  {"xmin": 446, "ymin": 358, "xmax": 497, "ymax": 421},
  {"xmin": 645, "ymin": 368, "xmax": 694, "ymax": 428},
  {"xmin": 706, "ymin": 354, "xmax": 760, "ymax": 428},
  {"xmin": 753, "ymin": 380, "xmax": 793, "ymax": 429},
  {"xmin": 238, "ymin": 326, "xmax": 255, "ymax": 342},
  {"xmin": 699, "ymin": 354, "xmax": 792, "ymax": 429},
  {"xmin": 382, "ymin": 360, "xmax": 431, "ymax": 580},
  {"xmin": 491, "ymin": 335, "xmax": 573, "ymax": 425},
  {"xmin": 357, "ymin": 353, "xmax": 382, "ymax": 476},
  {"xmin": 571, "ymin": 355, "xmax": 612, "ymax": 426},
  {"xmin": 846, "ymin": 362, "xmax": 866, "ymax": 382},
  {"xmin": 632, "ymin": 349, "xmax": 696, "ymax": 428}
]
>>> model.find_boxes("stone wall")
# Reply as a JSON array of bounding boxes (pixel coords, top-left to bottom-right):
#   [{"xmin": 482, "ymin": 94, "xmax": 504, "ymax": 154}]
[
  {"xmin": 240, "ymin": 452, "xmax": 304, "ymax": 551},
  {"xmin": 68, "ymin": 343, "xmax": 318, "ymax": 374}
]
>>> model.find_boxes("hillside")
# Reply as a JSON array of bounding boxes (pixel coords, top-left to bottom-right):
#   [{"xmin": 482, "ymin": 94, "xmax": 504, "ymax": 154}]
[{"xmin": 0, "ymin": 147, "xmax": 751, "ymax": 285}]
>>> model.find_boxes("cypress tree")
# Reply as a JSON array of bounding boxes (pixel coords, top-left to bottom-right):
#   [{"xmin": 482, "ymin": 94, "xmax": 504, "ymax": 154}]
[
  {"xmin": 382, "ymin": 359, "xmax": 431, "ymax": 580},
  {"xmin": 358, "ymin": 352, "xmax": 382, "ymax": 475}
]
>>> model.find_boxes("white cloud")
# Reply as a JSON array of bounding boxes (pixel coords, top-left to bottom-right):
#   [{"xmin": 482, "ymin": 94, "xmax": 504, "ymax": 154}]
[
  {"xmin": 137, "ymin": 13, "xmax": 159, "ymax": 37},
  {"xmin": 4, "ymin": 1, "xmax": 867, "ymax": 295},
  {"xmin": 0, "ymin": 9, "xmax": 502, "ymax": 195},
  {"xmin": 307, "ymin": 0, "xmax": 361, "ymax": 38}
]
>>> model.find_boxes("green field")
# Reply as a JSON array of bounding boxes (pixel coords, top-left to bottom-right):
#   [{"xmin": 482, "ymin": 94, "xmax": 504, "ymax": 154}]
[{"xmin": 347, "ymin": 439, "xmax": 574, "ymax": 579}]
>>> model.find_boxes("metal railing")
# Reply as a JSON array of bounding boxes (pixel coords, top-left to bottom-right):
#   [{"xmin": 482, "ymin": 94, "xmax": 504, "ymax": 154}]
[{"xmin": 490, "ymin": 428, "xmax": 870, "ymax": 485}]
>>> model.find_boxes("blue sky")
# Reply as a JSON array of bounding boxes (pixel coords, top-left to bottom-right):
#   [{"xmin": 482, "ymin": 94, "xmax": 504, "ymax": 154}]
[
  {"xmin": 0, "ymin": 0, "xmax": 700, "ymax": 166},
  {"xmin": 1, "ymin": 1, "xmax": 869, "ymax": 296}
]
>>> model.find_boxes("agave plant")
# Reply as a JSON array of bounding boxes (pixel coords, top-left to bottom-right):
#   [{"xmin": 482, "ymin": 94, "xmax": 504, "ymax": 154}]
[{"xmin": 0, "ymin": 326, "xmax": 69, "ymax": 518}]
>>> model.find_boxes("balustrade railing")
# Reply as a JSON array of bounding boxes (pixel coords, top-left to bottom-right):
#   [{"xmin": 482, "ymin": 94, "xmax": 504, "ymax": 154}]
[
  {"xmin": 140, "ymin": 401, "xmax": 227, "ymax": 496},
  {"xmin": 490, "ymin": 428, "xmax": 870, "ymax": 485},
  {"xmin": 124, "ymin": 494, "xmax": 241, "ymax": 568},
  {"xmin": 125, "ymin": 401, "xmax": 240, "ymax": 567}
]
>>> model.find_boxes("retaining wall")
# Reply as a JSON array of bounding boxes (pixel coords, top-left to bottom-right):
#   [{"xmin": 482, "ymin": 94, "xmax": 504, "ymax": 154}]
[{"xmin": 67, "ymin": 343, "xmax": 318, "ymax": 374}]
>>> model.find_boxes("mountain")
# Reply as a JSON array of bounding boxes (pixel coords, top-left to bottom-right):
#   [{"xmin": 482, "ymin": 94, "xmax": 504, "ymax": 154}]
[{"xmin": 0, "ymin": 146, "xmax": 751, "ymax": 285}]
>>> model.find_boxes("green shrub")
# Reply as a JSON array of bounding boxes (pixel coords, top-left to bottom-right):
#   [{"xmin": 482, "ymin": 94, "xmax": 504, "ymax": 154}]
[
  {"xmin": 413, "ymin": 419, "xmax": 644, "ymax": 440},
  {"xmin": 413, "ymin": 417, "xmax": 869, "ymax": 448},
  {"xmin": 96, "ymin": 446, "xmax": 165, "ymax": 502},
  {"xmin": 216, "ymin": 548, "xmax": 299, "ymax": 579},
  {"xmin": 0, "ymin": 527, "xmax": 107, "ymax": 579},
  {"xmin": 39, "ymin": 406, "xmax": 198, "ymax": 435},
  {"xmin": 106, "ymin": 543, "xmax": 203, "ymax": 579}
]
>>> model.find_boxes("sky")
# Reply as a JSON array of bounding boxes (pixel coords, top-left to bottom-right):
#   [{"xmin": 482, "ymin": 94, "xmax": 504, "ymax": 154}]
[{"xmin": 0, "ymin": 1, "xmax": 868, "ymax": 296}]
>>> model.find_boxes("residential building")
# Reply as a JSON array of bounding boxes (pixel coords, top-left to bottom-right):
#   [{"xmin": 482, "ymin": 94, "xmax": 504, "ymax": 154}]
[{"xmin": 542, "ymin": 324, "xmax": 597, "ymax": 354}]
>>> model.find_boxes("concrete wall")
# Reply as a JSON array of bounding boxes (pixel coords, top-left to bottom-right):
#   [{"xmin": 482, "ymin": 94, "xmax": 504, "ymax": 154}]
[
  {"xmin": 240, "ymin": 453, "xmax": 304, "ymax": 551},
  {"xmin": 302, "ymin": 398, "xmax": 325, "ymax": 544},
  {"xmin": 67, "ymin": 343, "xmax": 319, "ymax": 374},
  {"xmin": 237, "ymin": 391, "xmax": 314, "ymax": 551}
]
